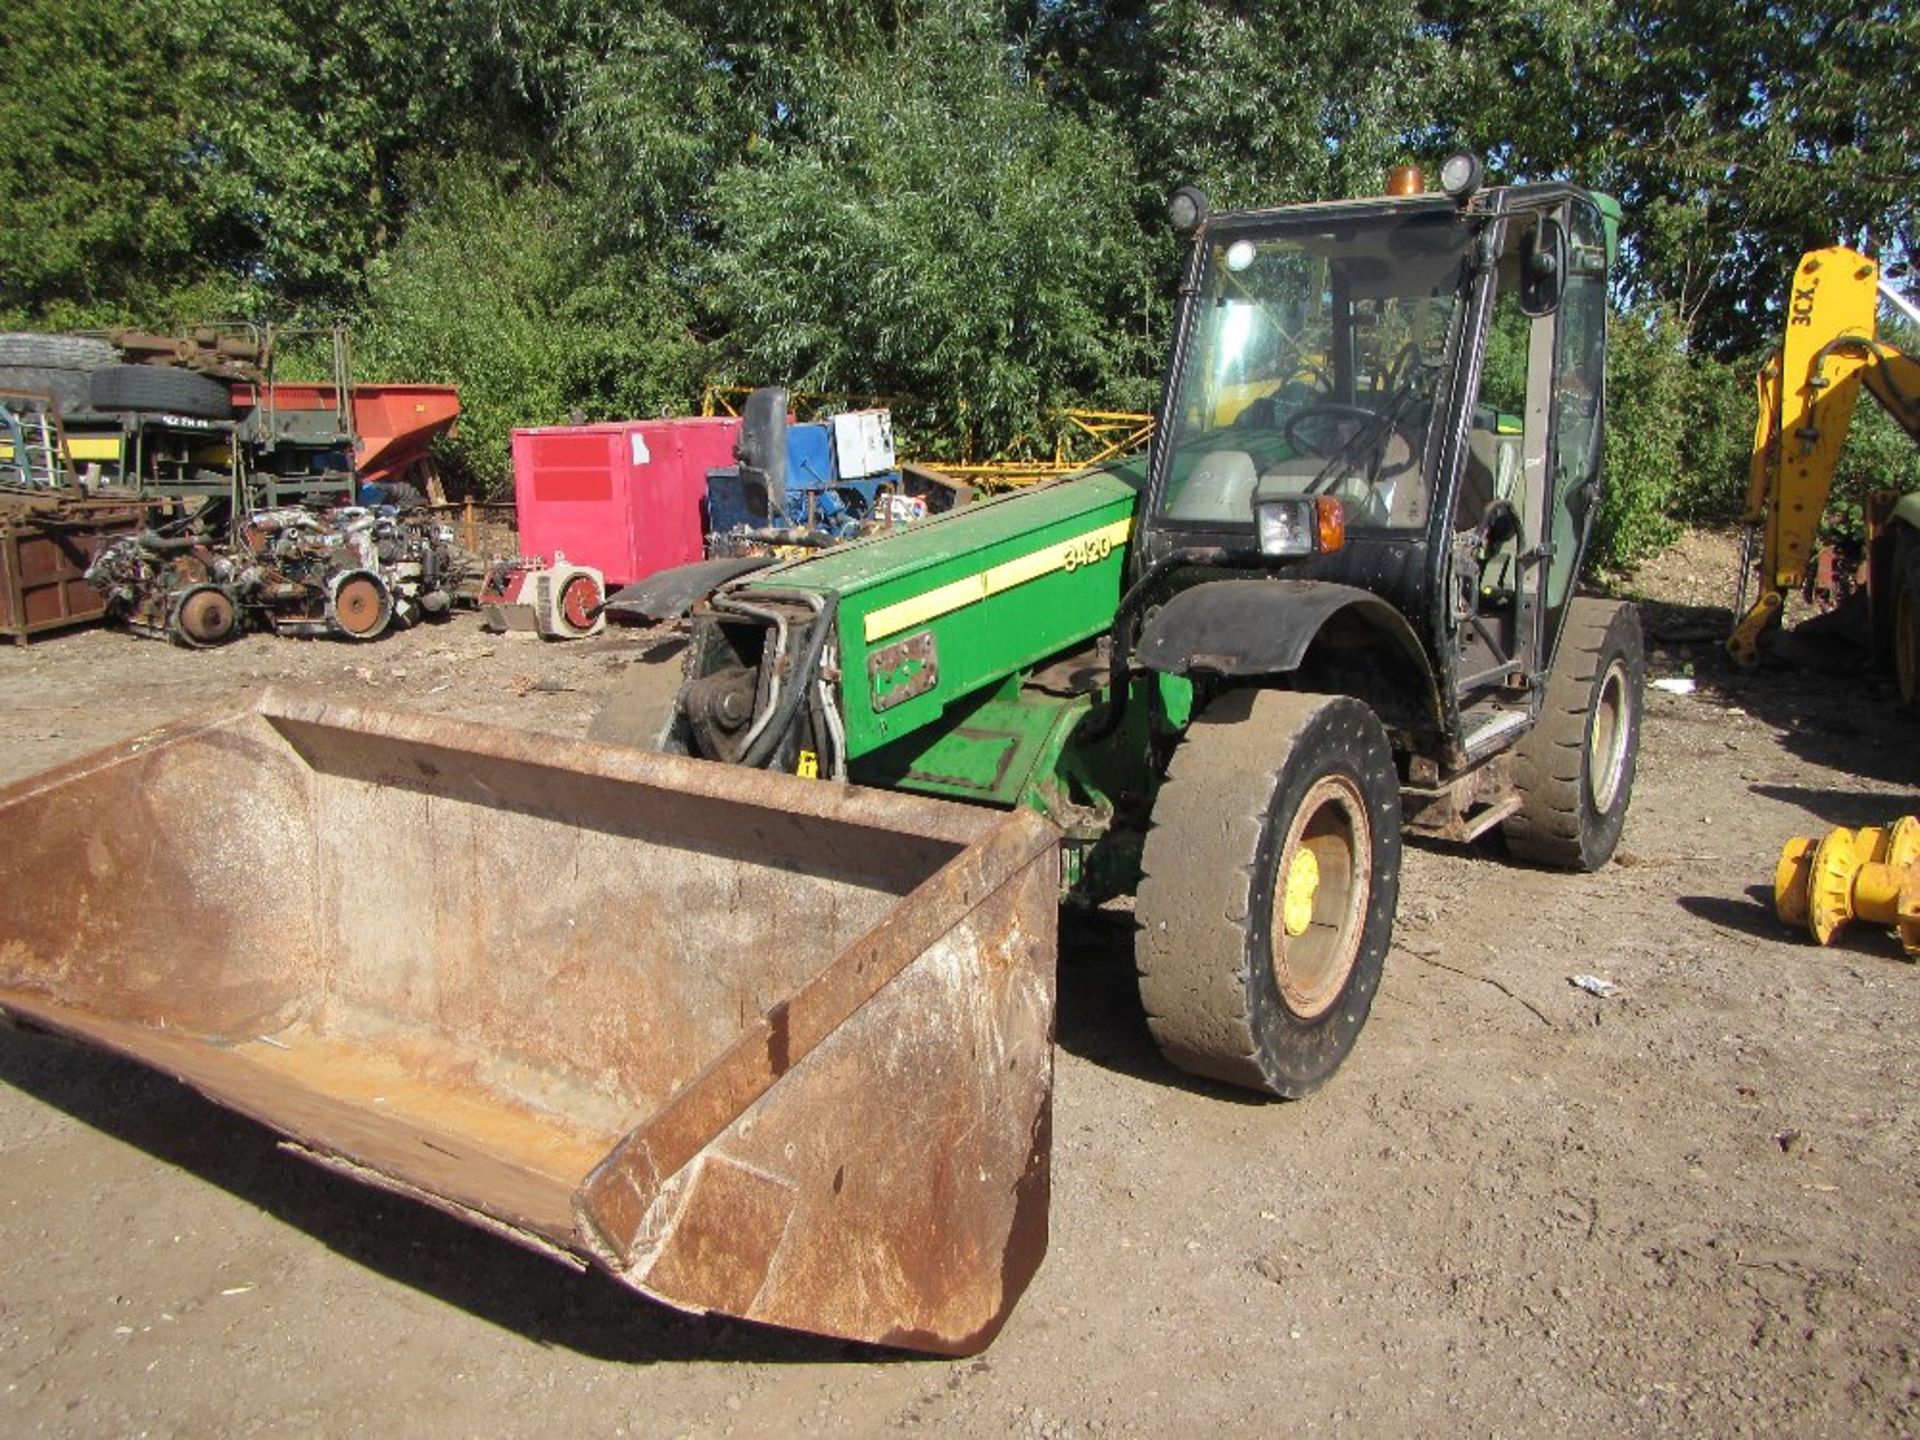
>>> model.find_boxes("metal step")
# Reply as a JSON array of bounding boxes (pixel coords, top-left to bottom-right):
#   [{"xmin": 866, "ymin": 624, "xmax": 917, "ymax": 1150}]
[{"xmin": 1460, "ymin": 705, "xmax": 1530, "ymax": 759}]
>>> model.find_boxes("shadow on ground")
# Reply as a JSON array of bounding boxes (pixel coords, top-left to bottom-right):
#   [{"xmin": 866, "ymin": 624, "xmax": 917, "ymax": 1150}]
[
  {"xmin": 1053, "ymin": 908, "xmax": 1267, "ymax": 1106},
  {"xmin": 1677, "ymin": 883, "xmax": 1796, "ymax": 942},
  {"xmin": 0, "ymin": 1023, "xmax": 896, "ymax": 1367}
]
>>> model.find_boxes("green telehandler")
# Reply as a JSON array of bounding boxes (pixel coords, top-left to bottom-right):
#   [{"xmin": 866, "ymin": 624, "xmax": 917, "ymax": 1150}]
[
  {"xmin": 0, "ymin": 158, "xmax": 1644, "ymax": 1356},
  {"xmin": 598, "ymin": 157, "xmax": 1646, "ymax": 1097}
]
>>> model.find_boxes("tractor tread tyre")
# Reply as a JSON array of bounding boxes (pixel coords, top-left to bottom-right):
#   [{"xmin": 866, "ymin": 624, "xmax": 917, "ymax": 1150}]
[
  {"xmin": 88, "ymin": 364, "xmax": 234, "ymax": 420},
  {"xmin": 1502, "ymin": 598, "xmax": 1645, "ymax": 871},
  {"xmin": 588, "ymin": 640, "xmax": 693, "ymax": 754},
  {"xmin": 1136, "ymin": 689, "xmax": 1401, "ymax": 1098},
  {"xmin": 1893, "ymin": 549, "xmax": 1919, "ymax": 710}
]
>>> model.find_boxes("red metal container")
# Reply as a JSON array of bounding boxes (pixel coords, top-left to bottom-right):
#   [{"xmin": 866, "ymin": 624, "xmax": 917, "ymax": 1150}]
[
  {"xmin": 0, "ymin": 499, "xmax": 153, "ymax": 643},
  {"xmin": 229, "ymin": 383, "xmax": 462, "ymax": 488},
  {"xmin": 510, "ymin": 418, "xmax": 741, "ymax": 585}
]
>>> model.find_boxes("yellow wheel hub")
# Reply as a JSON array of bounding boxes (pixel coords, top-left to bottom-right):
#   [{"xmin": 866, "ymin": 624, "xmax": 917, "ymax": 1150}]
[
  {"xmin": 1773, "ymin": 814, "xmax": 1920, "ymax": 958},
  {"xmin": 1282, "ymin": 847, "xmax": 1321, "ymax": 938},
  {"xmin": 1773, "ymin": 836, "xmax": 1815, "ymax": 927}
]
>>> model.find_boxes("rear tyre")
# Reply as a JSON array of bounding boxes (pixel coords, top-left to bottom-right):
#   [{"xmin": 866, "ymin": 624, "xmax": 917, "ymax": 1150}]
[
  {"xmin": 1502, "ymin": 598, "xmax": 1644, "ymax": 870},
  {"xmin": 1894, "ymin": 559, "xmax": 1919, "ymax": 709},
  {"xmin": 589, "ymin": 640, "xmax": 692, "ymax": 754},
  {"xmin": 1136, "ymin": 689, "xmax": 1401, "ymax": 1098}
]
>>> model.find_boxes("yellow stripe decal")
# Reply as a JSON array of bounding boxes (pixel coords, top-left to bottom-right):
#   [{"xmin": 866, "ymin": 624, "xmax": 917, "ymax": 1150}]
[{"xmin": 863, "ymin": 518, "xmax": 1132, "ymax": 643}]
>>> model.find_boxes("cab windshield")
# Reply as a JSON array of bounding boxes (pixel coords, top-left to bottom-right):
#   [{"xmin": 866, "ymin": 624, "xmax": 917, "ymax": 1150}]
[{"xmin": 1159, "ymin": 209, "xmax": 1474, "ymax": 531}]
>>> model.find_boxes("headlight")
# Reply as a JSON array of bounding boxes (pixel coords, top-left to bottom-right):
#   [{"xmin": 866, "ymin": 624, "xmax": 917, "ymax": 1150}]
[
  {"xmin": 1167, "ymin": 184, "xmax": 1211, "ymax": 235},
  {"xmin": 1256, "ymin": 499, "xmax": 1314, "ymax": 556},
  {"xmin": 1438, "ymin": 150, "xmax": 1484, "ymax": 202},
  {"xmin": 1256, "ymin": 497, "xmax": 1347, "ymax": 557}
]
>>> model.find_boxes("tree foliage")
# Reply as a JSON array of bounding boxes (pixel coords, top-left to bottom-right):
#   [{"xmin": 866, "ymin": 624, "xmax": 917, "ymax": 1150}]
[
  {"xmin": 0, "ymin": 0, "xmax": 1913, "ymax": 564},
  {"xmin": 705, "ymin": 10, "xmax": 1159, "ymax": 446},
  {"xmin": 0, "ymin": 2, "xmax": 210, "ymax": 321}
]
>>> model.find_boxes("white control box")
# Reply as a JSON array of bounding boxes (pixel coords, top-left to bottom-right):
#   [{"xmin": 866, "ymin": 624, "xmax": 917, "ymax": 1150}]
[{"xmin": 831, "ymin": 409, "xmax": 896, "ymax": 480}]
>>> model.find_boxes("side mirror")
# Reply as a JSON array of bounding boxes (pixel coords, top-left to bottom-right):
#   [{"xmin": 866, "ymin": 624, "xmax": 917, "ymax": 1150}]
[
  {"xmin": 735, "ymin": 387, "xmax": 790, "ymax": 520},
  {"xmin": 1520, "ymin": 217, "xmax": 1567, "ymax": 317}
]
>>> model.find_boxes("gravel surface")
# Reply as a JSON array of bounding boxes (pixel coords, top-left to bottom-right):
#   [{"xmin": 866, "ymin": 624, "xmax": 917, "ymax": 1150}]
[{"xmin": 1, "ymin": 549, "xmax": 1915, "ymax": 1437}]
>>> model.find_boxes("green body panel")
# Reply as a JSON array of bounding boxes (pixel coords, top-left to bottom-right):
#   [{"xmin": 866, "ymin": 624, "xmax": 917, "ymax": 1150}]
[
  {"xmin": 741, "ymin": 459, "xmax": 1145, "ymax": 759},
  {"xmin": 856, "ymin": 689, "xmax": 1087, "ymax": 807}
]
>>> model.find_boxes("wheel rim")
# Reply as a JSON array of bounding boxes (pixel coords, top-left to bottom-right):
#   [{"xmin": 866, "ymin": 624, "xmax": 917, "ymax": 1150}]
[
  {"xmin": 1897, "ymin": 586, "xmax": 1917, "ymax": 706},
  {"xmin": 1586, "ymin": 657, "xmax": 1631, "ymax": 813},
  {"xmin": 332, "ymin": 574, "xmax": 390, "ymax": 638},
  {"xmin": 560, "ymin": 573, "xmax": 601, "ymax": 632},
  {"xmin": 175, "ymin": 587, "xmax": 234, "ymax": 646},
  {"xmin": 1268, "ymin": 773, "xmax": 1371, "ymax": 1020}
]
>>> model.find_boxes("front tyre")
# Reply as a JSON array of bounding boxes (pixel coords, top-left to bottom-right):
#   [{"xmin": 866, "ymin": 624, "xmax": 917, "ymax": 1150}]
[
  {"xmin": 1502, "ymin": 599, "xmax": 1645, "ymax": 870},
  {"xmin": 1136, "ymin": 690, "xmax": 1401, "ymax": 1098}
]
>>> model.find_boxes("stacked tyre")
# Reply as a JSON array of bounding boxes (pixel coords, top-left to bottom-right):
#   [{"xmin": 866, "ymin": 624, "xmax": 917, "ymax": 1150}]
[
  {"xmin": 87, "ymin": 363, "xmax": 234, "ymax": 420},
  {"xmin": 0, "ymin": 333, "xmax": 117, "ymax": 419}
]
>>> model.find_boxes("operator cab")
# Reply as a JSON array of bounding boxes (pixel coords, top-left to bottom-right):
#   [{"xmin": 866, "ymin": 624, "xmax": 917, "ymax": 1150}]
[{"xmin": 1139, "ymin": 167, "xmax": 1615, "ymax": 757}]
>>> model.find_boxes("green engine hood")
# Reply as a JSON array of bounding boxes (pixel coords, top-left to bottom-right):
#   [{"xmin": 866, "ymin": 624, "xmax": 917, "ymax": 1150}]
[{"xmin": 740, "ymin": 459, "xmax": 1145, "ymax": 758}]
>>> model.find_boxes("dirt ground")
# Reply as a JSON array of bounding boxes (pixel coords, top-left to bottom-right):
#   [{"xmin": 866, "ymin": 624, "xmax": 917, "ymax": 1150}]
[{"xmin": 1, "ymin": 532, "xmax": 1915, "ymax": 1437}]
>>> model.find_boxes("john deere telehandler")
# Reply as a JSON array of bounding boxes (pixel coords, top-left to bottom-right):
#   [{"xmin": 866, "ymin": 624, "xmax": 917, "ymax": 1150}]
[
  {"xmin": 0, "ymin": 159, "xmax": 1643, "ymax": 1356},
  {"xmin": 599, "ymin": 158, "xmax": 1645, "ymax": 1096}
]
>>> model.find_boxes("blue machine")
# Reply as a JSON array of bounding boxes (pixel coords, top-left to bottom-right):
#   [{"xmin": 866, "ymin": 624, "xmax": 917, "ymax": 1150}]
[{"xmin": 705, "ymin": 405, "xmax": 901, "ymax": 547}]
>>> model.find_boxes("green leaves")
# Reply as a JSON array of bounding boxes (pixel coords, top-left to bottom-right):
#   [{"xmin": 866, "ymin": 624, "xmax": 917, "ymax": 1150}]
[
  {"xmin": 0, "ymin": 1, "xmax": 204, "ymax": 317},
  {"xmin": 4, "ymin": 0, "xmax": 1910, "ymax": 526},
  {"xmin": 704, "ymin": 12, "xmax": 1156, "ymax": 450},
  {"xmin": 355, "ymin": 162, "xmax": 700, "ymax": 489}
]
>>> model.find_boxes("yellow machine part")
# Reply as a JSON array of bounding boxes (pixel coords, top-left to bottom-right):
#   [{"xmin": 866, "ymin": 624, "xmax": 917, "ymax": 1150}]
[
  {"xmin": 1282, "ymin": 846, "xmax": 1321, "ymax": 938},
  {"xmin": 1773, "ymin": 815, "xmax": 1920, "ymax": 958},
  {"xmin": 1730, "ymin": 247, "xmax": 1920, "ymax": 665}
]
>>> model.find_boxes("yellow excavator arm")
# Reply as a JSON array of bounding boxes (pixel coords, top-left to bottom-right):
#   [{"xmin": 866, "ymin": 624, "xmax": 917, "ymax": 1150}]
[{"xmin": 1730, "ymin": 247, "xmax": 1920, "ymax": 664}]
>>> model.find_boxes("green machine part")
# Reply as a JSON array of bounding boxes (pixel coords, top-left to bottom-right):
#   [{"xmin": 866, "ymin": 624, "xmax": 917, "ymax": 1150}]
[{"xmin": 735, "ymin": 459, "xmax": 1193, "ymax": 888}]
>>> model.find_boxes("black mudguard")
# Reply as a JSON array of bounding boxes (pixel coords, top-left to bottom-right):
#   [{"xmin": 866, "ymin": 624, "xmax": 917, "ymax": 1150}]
[
  {"xmin": 603, "ymin": 557, "xmax": 774, "ymax": 623},
  {"xmin": 1135, "ymin": 578, "xmax": 1442, "ymax": 729}
]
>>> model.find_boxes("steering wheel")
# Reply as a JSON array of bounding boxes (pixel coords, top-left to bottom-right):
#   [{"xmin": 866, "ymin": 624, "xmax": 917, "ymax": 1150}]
[{"xmin": 1282, "ymin": 402, "xmax": 1382, "ymax": 458}]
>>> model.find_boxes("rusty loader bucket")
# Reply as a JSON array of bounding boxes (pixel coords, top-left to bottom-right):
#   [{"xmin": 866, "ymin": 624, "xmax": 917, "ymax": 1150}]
[{"xmin": 0, "ymin": 695, "xmax": 1058, "ymax": 1355}]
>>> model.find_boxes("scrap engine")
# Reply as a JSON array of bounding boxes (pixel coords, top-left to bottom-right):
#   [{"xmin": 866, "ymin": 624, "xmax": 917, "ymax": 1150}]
[{"xmin": 87, "ymin": 505, "xmax": 473, "ymax": 646}]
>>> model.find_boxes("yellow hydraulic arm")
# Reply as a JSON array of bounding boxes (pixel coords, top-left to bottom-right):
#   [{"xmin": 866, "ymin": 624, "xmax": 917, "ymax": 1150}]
[{"xmin": 1730, "ymin": 247, "xmax": 1920, "ymax": 664}]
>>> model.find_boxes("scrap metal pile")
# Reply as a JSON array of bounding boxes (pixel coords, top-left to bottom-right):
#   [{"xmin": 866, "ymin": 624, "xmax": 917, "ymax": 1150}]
[{"xmin": 86, "ymin": 504, "xmax": 475, "ymax": 647}]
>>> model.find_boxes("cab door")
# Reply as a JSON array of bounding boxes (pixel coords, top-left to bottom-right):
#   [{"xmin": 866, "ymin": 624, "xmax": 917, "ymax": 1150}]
[{"xmin": 1444, "ymin": 194, "xmax": 1609, "ymax": 749}]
